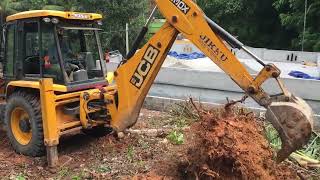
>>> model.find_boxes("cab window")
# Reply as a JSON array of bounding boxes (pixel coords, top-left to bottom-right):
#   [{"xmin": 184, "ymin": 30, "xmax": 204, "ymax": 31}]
[
  {"xmin": 42, "ymin": 25, "xmax": 63, "ymax": 83},
  {"xmin": 23, "ymin": 22, "xmax": 40, "ymax": 75},
  {"xmin": 5, "ymin": 25, "xmax": 15, "ymax": 77}
]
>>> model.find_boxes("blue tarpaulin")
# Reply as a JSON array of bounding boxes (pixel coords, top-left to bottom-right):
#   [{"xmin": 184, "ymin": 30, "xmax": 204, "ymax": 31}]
[
  {"xmin": 288, "ymin": 71, "xmax": 320, "ymax": 80},
  {"xmin": 168, "ymin": 51, "xmax": 205, "ymax": 60}
]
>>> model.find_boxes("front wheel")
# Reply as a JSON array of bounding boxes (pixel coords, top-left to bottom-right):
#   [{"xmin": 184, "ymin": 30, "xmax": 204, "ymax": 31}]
[{"xmin": 4, "ymin": 92, "xmax": 45, "ymax": 157}]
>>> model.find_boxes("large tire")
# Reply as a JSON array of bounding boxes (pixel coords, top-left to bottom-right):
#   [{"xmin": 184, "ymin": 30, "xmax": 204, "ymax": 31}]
[
  {"xmin": 4, "ymin": 91, "xmax": 45, "ymax": 157},
  {"xmin": 82, "ymin": 126, "xmax": 113, "ymax": 138}
]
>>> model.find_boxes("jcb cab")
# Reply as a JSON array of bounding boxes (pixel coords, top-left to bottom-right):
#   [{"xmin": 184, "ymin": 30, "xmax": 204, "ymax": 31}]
[{"xmin": 0, "ymin": 11, "xmax": 113, "ymax": 165}]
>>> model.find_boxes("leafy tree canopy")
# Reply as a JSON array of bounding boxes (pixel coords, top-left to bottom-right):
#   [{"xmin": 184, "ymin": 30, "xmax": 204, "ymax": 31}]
[
  {"xmin": 273, "ymin": 0, "xmax": 320, "ymax": 51},
  {"xmin": 0, "ymin": 0, "xmax": 319, "ymax": 52}
]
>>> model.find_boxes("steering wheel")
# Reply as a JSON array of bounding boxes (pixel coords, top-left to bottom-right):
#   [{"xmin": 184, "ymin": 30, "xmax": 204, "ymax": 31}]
[
  {"xmin": 66, "ymin": 59, "xmax": 81, "ymax": 64},
  {"xmin": 25, "ymin": 55, "xmax": 39, "ymax": 63}
]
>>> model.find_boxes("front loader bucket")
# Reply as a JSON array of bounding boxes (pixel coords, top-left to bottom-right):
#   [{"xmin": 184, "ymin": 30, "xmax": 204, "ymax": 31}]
[{"xmin": 266, "ymin": 96, "xmax": 314, "ymax": 162}]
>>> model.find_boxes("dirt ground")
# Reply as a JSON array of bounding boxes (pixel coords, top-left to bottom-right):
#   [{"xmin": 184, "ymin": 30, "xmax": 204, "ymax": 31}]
[
  {"xmin": 0, "ymin": 108, "xmax": 316, "ymax": 179},
  {"xmin": 0, "ymin": 109, "xmax": 187, "ymax": 180}
]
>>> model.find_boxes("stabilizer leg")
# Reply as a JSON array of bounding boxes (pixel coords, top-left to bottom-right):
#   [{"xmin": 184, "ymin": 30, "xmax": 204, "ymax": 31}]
[{"xmin": 46, "ymin": 146, "xmax": 58, "ymax": 168}]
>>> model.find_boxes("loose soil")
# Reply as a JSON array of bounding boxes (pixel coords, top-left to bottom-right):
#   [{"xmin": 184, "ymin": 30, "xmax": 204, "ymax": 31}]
[
  {"xmin": 0, "ymin": 109, "xmax": 179, "ymax": 179},
  {"xmin": 176, "ymin": 107, "xmax": 299, "ymax": 179},
  {"xmin": 134, "ymin": 107, "xmax": 300, "ymax": 180},
  {"xmin": 0, "ymin": 107, "xmax": 314, "ymax": 179}
]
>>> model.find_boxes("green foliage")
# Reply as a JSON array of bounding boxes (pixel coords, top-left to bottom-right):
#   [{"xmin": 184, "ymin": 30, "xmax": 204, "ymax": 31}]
[
  {"xmin": 264, "ymin": 123, "xmax": 320, "ymax": 161},
  {"xmin": 15, "ymin": 174, "xmax": 26, "ymax": 180},
  {"xmin": 0, "ymin": 0, "xmax": 150, "ymax": 55},
  {"xmin": 196, "ymin": 0, "xmax": 319, "ymax": 51},
  {"xmin": 264, "ymin": 123, "xmax": 282, "ymax": 150},
  {"xmin": 0, "ymin": 0, "xmax": 21, "ymax": 28},
  {"xmin": 58, "ymin": 167, "xmax": 70, "ymax": 179},
  {"xmin": 1, "ymin": 0, "xmax": 319, "ymax": 52},
  {"xmin": 168, "ymin": 102, "xmax": 198, "ymax": 128},
  {"xmin": 273, "ymin": 0, "xmax": 320, "ymax": 51},
  {"xmin": 302, "ymin": 133, "xmax": 320, "ymax": 160},
  {"xmin": 76, "ymin": 0, "xmax": 150, "ymax": 54},
  {"xmin": 71, "ymin": 175, "xmax": 81, "ymax": 180},
  {"xmin": 97, "ymin": 164, "xmax": 111, "ymax": 173},
  {"xmin": 197, "ymin": 0, "xmax": 281, "ymax": 48},
  {"xmin": 126, "ymin": 145, "xmax": 135, "ymax": 162},
  {"xmin": 167, "ymin": 131, "xmax": 184, "ymax": 145}
]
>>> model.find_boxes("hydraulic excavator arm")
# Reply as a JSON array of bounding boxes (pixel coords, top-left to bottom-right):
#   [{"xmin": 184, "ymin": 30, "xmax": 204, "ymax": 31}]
[{"xmin": 109, "ymin": 0, "xmax": 314, "ymax": 161}]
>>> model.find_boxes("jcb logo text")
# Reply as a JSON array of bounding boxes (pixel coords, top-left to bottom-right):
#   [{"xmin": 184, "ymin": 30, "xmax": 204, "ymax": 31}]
[
  {"xmin": 171, "ymin": 0, "xmax": 190, "ymax": 14},
  {"xmin": 199, "ymin": 35, "xmax": 228, "ymax": 62},
  {"xmin": 131, "ymin": 45, "xmax": 160, "ymax": 89}
]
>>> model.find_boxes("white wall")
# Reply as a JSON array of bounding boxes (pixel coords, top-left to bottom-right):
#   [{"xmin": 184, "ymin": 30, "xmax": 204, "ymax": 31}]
[{"xmin": 171, "ymin": 40, "xmax": 320, "ymax": 64}]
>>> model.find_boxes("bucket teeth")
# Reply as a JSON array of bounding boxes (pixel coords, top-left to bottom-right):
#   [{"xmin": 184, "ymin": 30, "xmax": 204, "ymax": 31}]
[{"xmin": 265, "ymin": 96, "xmax": 313, "ymax": 162}]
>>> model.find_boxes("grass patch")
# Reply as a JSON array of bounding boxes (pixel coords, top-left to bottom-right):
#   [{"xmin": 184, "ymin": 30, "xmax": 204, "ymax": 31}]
[
  {"xmin": 71, "ymin": 175, "xmax": 81, "ymax": 180},
  {"xmin": 15, "ymin": 174, "xmax": 26, "ymax": 180},
  {"xmin": 127, "ymin": 145, "xmax": 135, "ymax": 162},
  {"xmin": 97, "ymin": 164, "xmax": 112, "ymax": 173},
  {"xmin": 166, "ymin": 102, "xmax": 199, "ymax": 128},
  {"xmin": 264, "ymin": 122, "xmax": 320, "ymax": 177},
  {"xmin": 58, "ymin": 167, "xmax": 70, "ymax": 179},
  {"xmin": 264, "ymin": 123, "xmax": 320, "ymax": 161},
  {"xmin": 264, "ymin": 123, "xmax": 282, "ymax": 150},
  {"xmin": 166, "ymin": 130, "xmax": 184, "ymax": 145}
]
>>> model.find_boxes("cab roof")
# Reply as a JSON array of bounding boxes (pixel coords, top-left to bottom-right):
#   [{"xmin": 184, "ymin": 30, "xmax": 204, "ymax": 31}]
[{"xmin": 6, "ymin": 10, "xmax": 102, "ymax": 22}]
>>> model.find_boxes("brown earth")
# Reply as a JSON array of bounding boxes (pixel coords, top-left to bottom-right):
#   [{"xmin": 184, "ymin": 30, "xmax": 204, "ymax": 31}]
[
  {"xmin": 0, "ymin": 109, "xmax": 181, "ymax": 179},
  {"xmin": 176, "ymin": 107, "xmax": 299, "ymax": 179},
  {"xmin": 0, "ymin": 107, "xmax": 312, "ymax": 179},
  {"xmin": 134, "ymin": 107, "xmax": 300, "ymax": 180}
]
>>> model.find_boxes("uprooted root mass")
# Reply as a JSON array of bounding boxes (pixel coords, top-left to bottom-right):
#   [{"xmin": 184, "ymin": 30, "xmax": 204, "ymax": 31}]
[
  {"xmin": 178, "ymin": 107, "xmax": 298, "ymax": 179},
  {"xmin": 136, "ymin": 106, "xmax": 299, "ymax": 180}
]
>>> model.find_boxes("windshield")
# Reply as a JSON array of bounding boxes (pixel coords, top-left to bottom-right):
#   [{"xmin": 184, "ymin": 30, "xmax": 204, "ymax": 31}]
[{"xmin": 52, "ymin": 27, "xmax": 104, "ymax": 83}]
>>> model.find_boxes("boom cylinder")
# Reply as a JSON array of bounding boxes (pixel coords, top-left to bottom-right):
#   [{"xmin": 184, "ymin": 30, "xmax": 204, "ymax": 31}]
[{"xmin": 126, "ymin": 6, "xmax": 158, "ymax": 60}]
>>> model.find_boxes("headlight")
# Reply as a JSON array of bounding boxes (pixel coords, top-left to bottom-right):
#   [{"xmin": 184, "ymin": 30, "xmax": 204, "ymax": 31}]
[
  {"xmin": 42, "ymin": 18, "xmax": 51, "ymax": 23},
  {"xmin": 97, "ymin": 20, "xmax": 103, "ymax": 26},
  {"xmin": 51, "ymin": 18, "xmax": 59, "ymax": 24}
]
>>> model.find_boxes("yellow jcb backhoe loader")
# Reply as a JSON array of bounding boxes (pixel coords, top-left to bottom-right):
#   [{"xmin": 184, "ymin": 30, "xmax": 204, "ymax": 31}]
[{"xmin": 0, "ymin": 0, "xmax": 314, "ymax": 167}]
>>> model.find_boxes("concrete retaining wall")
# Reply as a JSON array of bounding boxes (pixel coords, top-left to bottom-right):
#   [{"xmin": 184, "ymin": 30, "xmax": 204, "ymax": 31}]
[
  {"xmin": 143, "ymin": 96, "xmax": 320, "ymax": 132},
  {"xmin": 107, "ymin": 61, "xmax": 320, "ymax": 131},
  {"xmin": 155, "ymin": 67, "xmax": 320, "ymax": 102},
  {"xmin": 171, "ymin": 40, "xmax": 320, "ymax": 64}
]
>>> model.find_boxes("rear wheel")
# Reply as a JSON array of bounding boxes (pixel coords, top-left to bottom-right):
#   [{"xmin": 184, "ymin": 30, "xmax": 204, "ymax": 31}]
[{"xmin": 4, "ymin": 92, "xmax": 45, "ymax": 157}]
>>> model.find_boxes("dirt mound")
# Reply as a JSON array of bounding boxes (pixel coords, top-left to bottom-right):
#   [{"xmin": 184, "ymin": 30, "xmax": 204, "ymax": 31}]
[
  {"xmin": 177, "ymin": 107, "xmax": 298, "ymax": 179},
  {"xmin": 134, "ymin": 107, "xmax": 299, "ymax": 180}
]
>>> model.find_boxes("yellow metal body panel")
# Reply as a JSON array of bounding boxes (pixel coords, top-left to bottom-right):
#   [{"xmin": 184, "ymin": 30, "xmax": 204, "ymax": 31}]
[
  {"xmin": 106, "ymin": 72, "xmax": 115, "ymax": 84},
  {"xmin": 108, "ymin": 0, "xmax": 304, "ymax": 134},
  {"xmin": 56, "ymin": 107, "xmax": 78, "ymax": 130},
  {"xmin": 110, "ymin": 22, "xmax": 179, "ymax": 131},
  {"xmin": 79, "ymin": 89, "xmax": 99, "ymax": 128},
  {"xmin": 6, "ymin": 10, "xmax": 102, "ymax": 22},
  {"xmin": 39, "ymin": 79, "xmax": 59, "ymax": 146},
  {"xmin": 7, "ymin": 81, "xmax": 67, "ymax": 92},
  {"xmin": 109, "ymin": 0, "xmax": 273, "ymax": 132}
]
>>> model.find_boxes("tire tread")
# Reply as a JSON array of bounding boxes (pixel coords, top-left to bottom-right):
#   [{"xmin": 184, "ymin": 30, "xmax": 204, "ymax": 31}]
[{"xmin": 4, "ymin": 91, "xmax": 44, "ymax": 157}]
